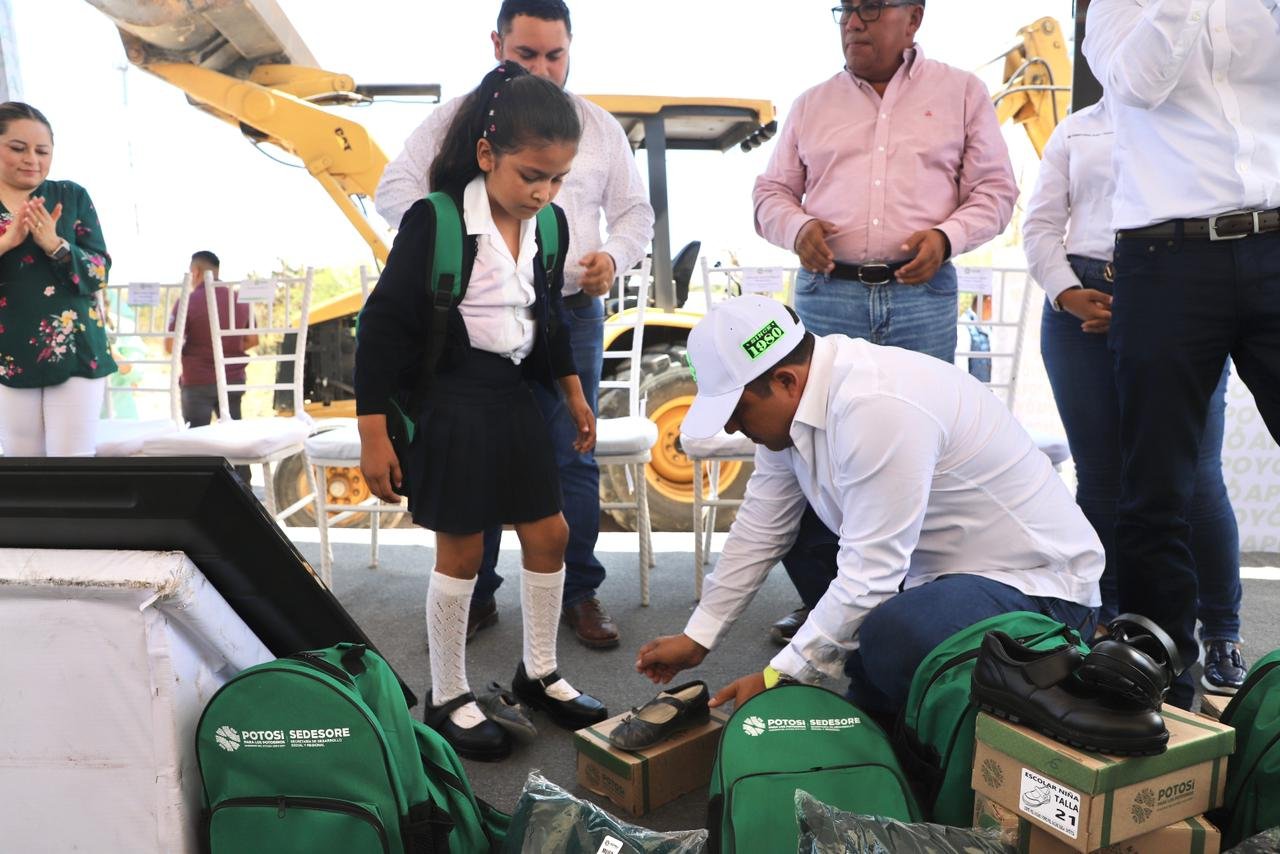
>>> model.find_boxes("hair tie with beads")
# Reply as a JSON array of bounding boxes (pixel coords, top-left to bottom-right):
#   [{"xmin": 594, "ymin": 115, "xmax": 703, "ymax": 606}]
[{"xmin": 481, "ymin": 63, "xmax": 525, "ymax": 139}]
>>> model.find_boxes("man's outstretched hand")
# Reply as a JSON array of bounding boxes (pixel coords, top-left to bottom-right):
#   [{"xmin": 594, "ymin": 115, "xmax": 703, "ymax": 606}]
[{"xmin": 635, "ymin": 634, "xmax": 708, "ymax": 684}]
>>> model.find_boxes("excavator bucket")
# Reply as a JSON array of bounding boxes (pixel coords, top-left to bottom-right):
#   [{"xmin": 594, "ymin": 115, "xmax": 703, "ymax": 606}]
[{"xmin": 83, "ymin": 0, "xmax": 315, "ymax": 73}]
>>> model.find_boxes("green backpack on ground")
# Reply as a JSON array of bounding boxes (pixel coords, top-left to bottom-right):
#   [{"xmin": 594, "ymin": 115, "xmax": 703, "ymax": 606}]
[
  {"xmin": 706, "ymin": 683, "xmax": 921, "ymax": 854},
  {"xmin": 894, "ymin": 611, "xmax": 1087, "ymax": 826},
  {"xmin": 196, "ymin": 642, "xmax": 507, "ymax": 853},
  {"xmin": 1214, "ymin": 648, "xmax": 1280, "ymax": 848}
]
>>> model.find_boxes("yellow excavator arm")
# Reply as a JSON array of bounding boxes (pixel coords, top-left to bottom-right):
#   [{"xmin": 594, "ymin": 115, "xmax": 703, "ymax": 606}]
[{"xmin": 990, "ymin": 17, "xmax": 1073, "ymax": 158}]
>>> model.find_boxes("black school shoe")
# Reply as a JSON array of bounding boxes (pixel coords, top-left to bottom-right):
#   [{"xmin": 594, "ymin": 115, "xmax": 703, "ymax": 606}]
[
  {"xmin": 606, "ymin": 681, "xmax": 711, "ymax": 751},
  {"xmin": 971, "ymin": 631, "xmax": 1169, "ymax": 756},
  {"xmin": 512, "ymin": 662, "xmax": 608, "ymax": 730},
  {"xmin": 423, "ymin": 691, "xmax": 512, "ymax": 762}
]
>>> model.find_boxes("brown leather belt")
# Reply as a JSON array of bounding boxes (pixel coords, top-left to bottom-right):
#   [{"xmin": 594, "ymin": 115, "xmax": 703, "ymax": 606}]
[
  {"xmin": 1117, "ymin": 208, "xmax": 1280, "ymax": 241},
  {"xmin": 828, "ymin": 259, "xmax": 909, "ymax": 285}
]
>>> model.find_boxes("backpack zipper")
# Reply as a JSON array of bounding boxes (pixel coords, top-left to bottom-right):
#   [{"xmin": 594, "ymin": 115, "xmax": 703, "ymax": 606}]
[
  {"xmin": 210, "ymin": 795, "xmax": 390, "ymax": 853},
  {"xmin": 1219, "ymin": 658, "xmax": 1280, "ymax": 727},
  {"xmin": 725, "ymin": 762, "xmax": 915, "ymax": 851}
]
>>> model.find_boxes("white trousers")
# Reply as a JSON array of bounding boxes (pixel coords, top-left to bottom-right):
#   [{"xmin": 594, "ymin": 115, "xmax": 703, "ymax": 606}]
[{"xmin": 0, "ymin": 376, "xmax": 107, "ymax": 457}]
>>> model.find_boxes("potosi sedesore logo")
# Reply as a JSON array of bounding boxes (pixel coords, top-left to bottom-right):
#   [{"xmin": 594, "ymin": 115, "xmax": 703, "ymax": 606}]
[
  {"xmin": 741, "ymin": 715, "xmax": 861, "ymax": 736},
  {"xmin": 742, "ymin": 716, "xmax": 766, "ymax": 736},
  {"xmin": 215, "ymin": 725, "xmax": 241, "ymax": 752},
  {"xmin": 741, "ymin": 320, "xmax": 785, "ymax": 360}
]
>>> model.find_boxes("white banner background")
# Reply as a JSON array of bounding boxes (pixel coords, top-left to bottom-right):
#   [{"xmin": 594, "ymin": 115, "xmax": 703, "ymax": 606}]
[{"xmin": 1223, "ymin": 370, "xmax": 1280, "ymax": 553}]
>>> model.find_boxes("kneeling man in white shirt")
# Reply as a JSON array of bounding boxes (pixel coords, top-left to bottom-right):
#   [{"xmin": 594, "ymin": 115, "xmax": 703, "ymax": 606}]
[{"xmin": 636, "ymin": 296, "xmax": 1103, "ymax": 714}]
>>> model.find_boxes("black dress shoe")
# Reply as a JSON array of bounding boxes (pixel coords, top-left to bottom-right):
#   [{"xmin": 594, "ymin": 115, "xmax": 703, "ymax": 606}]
[
  {"xmin": 769, "ymin": 607, "xmax": 811, "ymax": 646},
  {"xmin": 423, "ymin": 692, "xmax": 511, "ymax": 762},
  {"xmin": 512, "ymin": 662, "xmax": 608, "ymax": 730},
  {"xmin": 972, "ymin": 631, "xmax": 1169, "ymax": 756},
  {"xmin": 1078, "ymin": 613, "xmax": 1181, "ymax": 710},
  {"xmin": 606, "ymin": 681, "xmax": 710, "ymax": 750}
]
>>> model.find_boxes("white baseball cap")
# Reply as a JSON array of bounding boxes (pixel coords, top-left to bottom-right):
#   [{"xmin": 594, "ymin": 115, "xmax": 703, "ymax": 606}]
[{"xmin": 682, "ymin": 295, "xmax": 806, "ymax": 440}]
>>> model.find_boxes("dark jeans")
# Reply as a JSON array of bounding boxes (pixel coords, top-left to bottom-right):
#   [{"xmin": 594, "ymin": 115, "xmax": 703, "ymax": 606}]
[
  {"xmin": 180, "ymin": 384, "xmax": 251, "ymax": 484},
  {"xmin": 1111, "ymin": 230, "xmax": 1280, "ymax": 708},
  {"xmin": 475, "ymin": 297, "xmax": 606, "ymax": 607},
  {"xmin": 782, "ymin": 513, "xmax": 1098, "ymax": 714},
  {"xmin": 1041, "ymin": 255, "xmax": 1241, "ymax": 641},
  {"xmin": 843, "ymin": 574, "xmax": 1096, "ymax": 715}
]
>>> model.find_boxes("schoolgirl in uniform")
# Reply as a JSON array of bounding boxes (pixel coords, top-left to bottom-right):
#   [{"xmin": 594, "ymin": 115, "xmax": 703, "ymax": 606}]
[{"xmin": 355, "ymin": 64, "xmax": 607, "ymax": 761}]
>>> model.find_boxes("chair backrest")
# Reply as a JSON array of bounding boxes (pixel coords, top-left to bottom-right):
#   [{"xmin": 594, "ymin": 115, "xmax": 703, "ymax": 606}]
[
  {"xmin": 203, "ymin": 269, "xmax": 315, "ymax": 420},
  {"xmin": 599, "ymin": 258, "xmax": 652, "ymax": 419},
  {"xmin": 953, "ymin": 266, "xmax": 1033, "ymax": 411},
  {"xmin": 100, "ymin": 277, "xmax": 191, "ymax": 424},
  {"xmin": 697, "ymin": 259, "xmax": 799, "ymax": 311}
]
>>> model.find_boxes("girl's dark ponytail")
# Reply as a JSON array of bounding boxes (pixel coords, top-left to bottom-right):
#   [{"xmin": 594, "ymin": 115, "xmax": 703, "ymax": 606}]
[{"xmin": 429, "ymin": 64, "xmax": 581, "ymax": 194}]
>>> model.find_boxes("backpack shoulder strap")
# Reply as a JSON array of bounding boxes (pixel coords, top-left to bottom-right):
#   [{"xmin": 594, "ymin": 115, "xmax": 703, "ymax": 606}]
[
  {"xmin": 535, "ymin": 203, "xmax": 568, "ymax": 281},
  {"xmin": 426, "ymin": 192, "xmax": 465, "ymax": 307}
]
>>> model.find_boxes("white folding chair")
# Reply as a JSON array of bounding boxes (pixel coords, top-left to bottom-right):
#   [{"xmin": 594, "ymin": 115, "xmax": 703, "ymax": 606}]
[
  {"xmin": 95, "ymin": 278, "xmax": 190, "ymax": 456},
  {"xmin": 595, "ymin": 259, "xmax": 659, "ymax": 605},
  {"xmin": 306, "ymin": 265, "xmax": 409, "ymax": 585},
  {"xmin": 141, "ymin": 270, "xmax": 317, "ymax": 524},
  {"xmin": 683, "ymin": 260, "xmax": 799, "ymax": 596},
  {"xmin": 955, "ymin": 266, "xmax": 1070, "ymax": 468}
]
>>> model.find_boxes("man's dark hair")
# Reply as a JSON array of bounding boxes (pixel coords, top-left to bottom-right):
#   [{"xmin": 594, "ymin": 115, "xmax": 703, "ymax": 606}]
[
  {"xmin": 0, "ymin": 101, "xmax": 53, "ymax": 142},
  {"xmin": 497, "ymin": 0, "xmax": 572, "ymax": 36},
  {"xmin": 745, "ymin": 307, "xmax": 815, "ymax": 397},
  {"xmin": 191, "ymin": 250, "xmax": 220, "ymax": 271}
]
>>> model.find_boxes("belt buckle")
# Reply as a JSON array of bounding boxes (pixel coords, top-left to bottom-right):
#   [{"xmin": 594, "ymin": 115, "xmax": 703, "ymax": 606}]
[
  {"xmin": 1208, "ymin": 210, "xmax": 1259, "ymax": 241},
  {"xmin": 858, "ymin": 263, "xmax": 892, "ymax": 285},
  {"xmin": 1103, "ymin": 262, "xmax": 1114, "ymax": 283}
]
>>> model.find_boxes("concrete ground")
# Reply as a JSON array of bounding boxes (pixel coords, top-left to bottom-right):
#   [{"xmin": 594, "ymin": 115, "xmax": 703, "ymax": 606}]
[{"xmin": 288, "ymin": 527, "xmax": 1280, "ymax": 834}]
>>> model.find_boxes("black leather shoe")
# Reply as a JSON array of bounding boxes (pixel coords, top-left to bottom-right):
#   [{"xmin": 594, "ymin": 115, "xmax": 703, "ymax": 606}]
[
  {"xmin": 606, "ymin": 681, "xmax": 710, "ymax": 750},
  {"xmin": 512, "ymin": 662, "xmax": 608, "ymax": 730},
  {"xmin": 1078, "ymin": 613, "xmax": 1182, "ymax": 710},
  {"xmin": 423, "ymin": 692, "xmax": 511, "ymax": 762},
  {"xmin": 467, "ymin": 598, "xmax": 499, "ymax": 642},
  {"xmin": 769, "ymin": 607, "xmax": 810, "ymax": 646},
  {"xmin": 972, "ymin": 631, "xmax": 1169, "ymax": 756}
]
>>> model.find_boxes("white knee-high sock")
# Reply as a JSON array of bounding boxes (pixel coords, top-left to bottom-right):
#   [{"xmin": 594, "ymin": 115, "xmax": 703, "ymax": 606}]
[
  {"xmin": 426, "ymin": 571, "xmax": 486, "ymax": 728},
  {"xmin": 521, "ymin": 567, "xmax": 580, "ymax": 701}
]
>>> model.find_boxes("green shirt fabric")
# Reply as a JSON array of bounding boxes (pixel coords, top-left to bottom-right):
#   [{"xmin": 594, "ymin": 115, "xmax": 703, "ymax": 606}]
[{"xmin": 0, "ymin": 179, "xmax": 117, "ymax": 388}]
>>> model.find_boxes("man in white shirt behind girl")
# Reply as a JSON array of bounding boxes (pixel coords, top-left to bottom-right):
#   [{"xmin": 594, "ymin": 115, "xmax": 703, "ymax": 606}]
[{"xmin": 635, "ymin": 296, "xmax": 1103, "ymax": 715}]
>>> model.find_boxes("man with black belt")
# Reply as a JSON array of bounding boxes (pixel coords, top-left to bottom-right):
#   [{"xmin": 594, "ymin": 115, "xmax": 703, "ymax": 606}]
[
  {"xmin": 1084, "ymin": 0, "xmax": 1280, "ymax": 708},
  {"xmin": 376, "ymin": 0, "xmax": 654, "ymax": 648},
  {"xmin": 751, "ymin": 0, "xmax": 1019, "ymax": 643}
]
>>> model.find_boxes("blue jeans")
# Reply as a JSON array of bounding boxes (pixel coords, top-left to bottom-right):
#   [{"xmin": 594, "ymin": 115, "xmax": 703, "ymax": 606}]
[
  {"xmin": 791, "ymin": 262, "xmax": 959, "ymax": 363},
  {"xmin": 1110, "ymin": 231, "xmax": 1280, "ymax": 708},
  {"xmin": 1041, "ymin": 255, "xmax": 1240, "ymax": 642},
  {"xmin": 784, "ymin": 264, "xmax": 959, "ymax": 603},
  {"xmin": 475, "ymin": 297, "xmax": 606, "ymax": 607},
  {"xmin": 844, "ymin": 574, "xmax": 1097, "ymax": 715}
]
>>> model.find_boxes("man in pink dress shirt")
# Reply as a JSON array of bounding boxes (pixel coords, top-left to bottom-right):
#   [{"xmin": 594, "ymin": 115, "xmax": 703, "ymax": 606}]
[{"xmin": 752, "ymin": 0, "xmax": 1018, "ymax": 644}]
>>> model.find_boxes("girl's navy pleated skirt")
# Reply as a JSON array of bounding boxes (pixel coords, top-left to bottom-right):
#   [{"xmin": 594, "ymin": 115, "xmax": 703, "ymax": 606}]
[{"xmin": 406, "ymin": 348, "xmax": 562, "ymax": 533}]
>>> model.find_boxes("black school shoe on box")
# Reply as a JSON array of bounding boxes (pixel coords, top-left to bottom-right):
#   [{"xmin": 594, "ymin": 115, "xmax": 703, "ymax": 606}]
[
  {"xmin": 1078, "ymin": 613, "xmax": 1183, "ymax": 710},
  {"xmin": 423, "ymin": 691, "xmax": 512, "ymax": 762},
  {"xmin": 971, "ymin": 631, "xmax": 1169, "ymax": 756},
  {"xmin": 512, "ymin": 662, "xmax": 608, "ymax": 730},
  {"xmin": 606, "ymin": 681, "xmax": 710, "ymax": 750}
]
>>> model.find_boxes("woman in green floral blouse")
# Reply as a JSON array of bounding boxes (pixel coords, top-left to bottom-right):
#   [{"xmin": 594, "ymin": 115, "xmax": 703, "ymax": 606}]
[{"xmin": 0, "ymin": 102, "xmax": 116, "ymax": 456}]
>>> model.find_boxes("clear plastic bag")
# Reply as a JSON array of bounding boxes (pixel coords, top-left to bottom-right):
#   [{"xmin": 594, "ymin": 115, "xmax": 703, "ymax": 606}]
[
  {"xmin": 1226, "ymin": 827, "xmax": 1280, "ymax": 853},
  {"xmin": 794, "ymin": 789, "xmax": 1014, "ymax": 854},
  {"xmin": 500, "ymin": 771, "xmax": 707, "ymax": 854}
]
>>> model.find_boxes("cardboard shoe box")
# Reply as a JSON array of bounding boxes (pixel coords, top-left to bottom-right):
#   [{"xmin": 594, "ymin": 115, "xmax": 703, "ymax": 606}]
[
  {"xmin": 974, "ymin": 793, "xmax": 1220, "ymax": 854},
  {"xmin": 1198, "ymin": 693, "xmax": 1230, "ymax": 722},
  {"xmin": 970, "ymin": 708, "xmax": 1233, "ymax": 852},
  {"xmin": 574, "ymin": 709, "xmax": 727, "ymax": 817}
]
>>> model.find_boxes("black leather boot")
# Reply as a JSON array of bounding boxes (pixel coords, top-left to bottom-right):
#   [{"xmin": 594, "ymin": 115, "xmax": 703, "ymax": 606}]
[
  {"xmin": 512, "ymin": 662, "xmax": 608, "ymax": 730},
  {"xmin": 972, "ymin": 631, "xmax": 1168, "ymax": 756},
  {"xmin": 423, "ymin": 692, "xmax": 511, "ymax": 762}
]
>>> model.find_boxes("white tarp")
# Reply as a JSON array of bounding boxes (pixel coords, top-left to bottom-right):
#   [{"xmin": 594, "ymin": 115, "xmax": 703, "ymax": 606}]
[{"xmin": 0, "ymin": 548, "xmax": 272, "ymax": 853}]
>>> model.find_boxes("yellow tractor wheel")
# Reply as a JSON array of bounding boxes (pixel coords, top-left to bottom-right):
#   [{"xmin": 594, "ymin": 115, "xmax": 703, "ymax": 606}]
[{"xmin": 273, "ymin": 452, "xmax": 413, "ymax": 528}]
